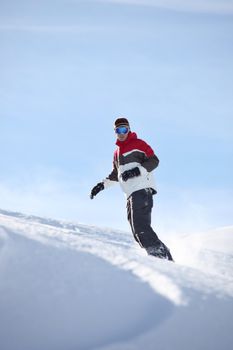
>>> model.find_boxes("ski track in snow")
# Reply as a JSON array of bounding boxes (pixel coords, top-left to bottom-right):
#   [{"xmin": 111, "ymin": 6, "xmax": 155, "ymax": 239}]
[{"xmin": 0, "ymin": 209, "xmax": 233, "ymax": 306}]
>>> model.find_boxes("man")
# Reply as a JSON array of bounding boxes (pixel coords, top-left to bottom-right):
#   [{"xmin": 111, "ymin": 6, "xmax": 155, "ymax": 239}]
[{"xmin": 90, "ymin": 117, "xmax": 173, "ymax": 261}]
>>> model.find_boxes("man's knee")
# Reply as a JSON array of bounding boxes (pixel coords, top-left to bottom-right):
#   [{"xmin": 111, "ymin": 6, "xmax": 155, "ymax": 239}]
[{"xmin": 134, "ymin": 230, "xmax": 159, "ymax": 248}]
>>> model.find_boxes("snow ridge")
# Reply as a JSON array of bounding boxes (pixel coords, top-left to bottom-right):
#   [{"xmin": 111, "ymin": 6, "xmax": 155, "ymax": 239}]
[
  {"xmin": 0, "ymin": 209, "xmax": 233, "ymax": 305},
  {"xmin": 1, "ymin": 209, "xmax": 233, "ymax": 350}
]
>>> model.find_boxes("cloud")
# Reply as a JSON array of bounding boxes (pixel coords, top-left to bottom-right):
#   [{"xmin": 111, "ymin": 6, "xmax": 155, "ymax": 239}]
[
  {"xmin": 155, "ymin": 184, "xmax": 233, "ymax": 236},
  {"xmin": 0, "ymin": 177, "xmax": 128, "ymax": 231},
  {"xmin": 0, "ymin": 172, "xmax": 232, "ymax": 236},
  {"xmin": 0, "ymin": 24, "xmax": 100, "ymax": 33},
  {"xmin": 96, "ymin": 0, "xmax": 233, "ymax": 15}
]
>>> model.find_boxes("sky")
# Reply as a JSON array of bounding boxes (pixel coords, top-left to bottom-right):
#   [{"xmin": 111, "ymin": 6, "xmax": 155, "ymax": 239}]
[{"xmin": 0, "ymin": 0, "xmax": 233, "ymax": 234}]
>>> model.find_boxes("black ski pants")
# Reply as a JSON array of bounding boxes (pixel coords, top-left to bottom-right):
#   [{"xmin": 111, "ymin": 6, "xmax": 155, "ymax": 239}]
[{"xmin": 127, "ymin": 188, "xmax": 159, "ymax": 249}]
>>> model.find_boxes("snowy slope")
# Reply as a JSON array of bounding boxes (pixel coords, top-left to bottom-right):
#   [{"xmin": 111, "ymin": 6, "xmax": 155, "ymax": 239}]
[{"xmin": 0, "ymin": 208, "xmax": 233, "ymax": 350}]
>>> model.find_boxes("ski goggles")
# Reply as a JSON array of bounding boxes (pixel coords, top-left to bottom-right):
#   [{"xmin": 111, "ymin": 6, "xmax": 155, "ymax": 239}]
[{"xmin": 115, "ymin": 126, "xmax": 129, "ymax": 134}]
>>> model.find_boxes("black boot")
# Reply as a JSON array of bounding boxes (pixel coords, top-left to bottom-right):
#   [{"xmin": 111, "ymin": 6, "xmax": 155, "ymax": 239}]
[{"xmin": 146, "ymin": 241, "xmax": 174, "ymax": 262}]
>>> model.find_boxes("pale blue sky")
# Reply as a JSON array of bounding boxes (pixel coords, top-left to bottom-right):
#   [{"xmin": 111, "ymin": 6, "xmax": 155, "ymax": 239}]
[{"xmin": 1, "ymin": 0, "xmax": 233, "ymax": 234}]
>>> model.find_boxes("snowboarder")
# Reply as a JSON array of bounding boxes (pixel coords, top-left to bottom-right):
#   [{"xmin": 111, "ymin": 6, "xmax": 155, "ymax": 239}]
[{"xmin": 90, "ymin": 118, "xmax": 173, "ymax": 261}]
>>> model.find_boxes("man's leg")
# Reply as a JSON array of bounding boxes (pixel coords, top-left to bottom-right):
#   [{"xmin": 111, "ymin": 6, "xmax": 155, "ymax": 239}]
[
  {"xmin": 127, "ymin": 189, "xmax": 173, "ymax": 261},
  {"xmin": 127, "ymin": 189, "xmax": 159, "ymax": 248}
]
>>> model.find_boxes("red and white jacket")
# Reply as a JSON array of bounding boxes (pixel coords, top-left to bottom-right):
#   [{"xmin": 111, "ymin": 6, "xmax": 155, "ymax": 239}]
[{"xmin": 103, "ymin": 132, "xmax": 159, "ymax": 198}]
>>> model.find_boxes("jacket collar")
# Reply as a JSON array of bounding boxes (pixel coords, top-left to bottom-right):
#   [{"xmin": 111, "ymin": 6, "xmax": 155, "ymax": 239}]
[{"xmin": 116, "ymin": 132, "xmax": 137, "ymax": 147}]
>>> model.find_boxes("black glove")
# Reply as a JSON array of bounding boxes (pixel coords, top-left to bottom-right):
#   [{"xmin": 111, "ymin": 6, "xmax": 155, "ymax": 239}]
[
  {"xmin": 90, "ymin": 182, "xmax": 104, "ymax": 199},
  {"xmin": 121, "ymin": 167, "xmax": 140, "ymax": 182}
]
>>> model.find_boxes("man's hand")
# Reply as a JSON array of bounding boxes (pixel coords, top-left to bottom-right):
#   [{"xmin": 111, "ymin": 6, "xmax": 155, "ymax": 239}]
[
  {"xmin": 121, "ymin": 167, "xmax": 140, "ymax": 182},
  {"xmin": 90, "ymin": 182, "xmax": 104, "ymax": 199}
]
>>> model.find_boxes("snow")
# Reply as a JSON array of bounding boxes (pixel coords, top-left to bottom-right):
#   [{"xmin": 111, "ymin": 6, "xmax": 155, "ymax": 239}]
[{"xmin": 0, "ymin": 209, "xmax": 233, "ymax": 350}]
